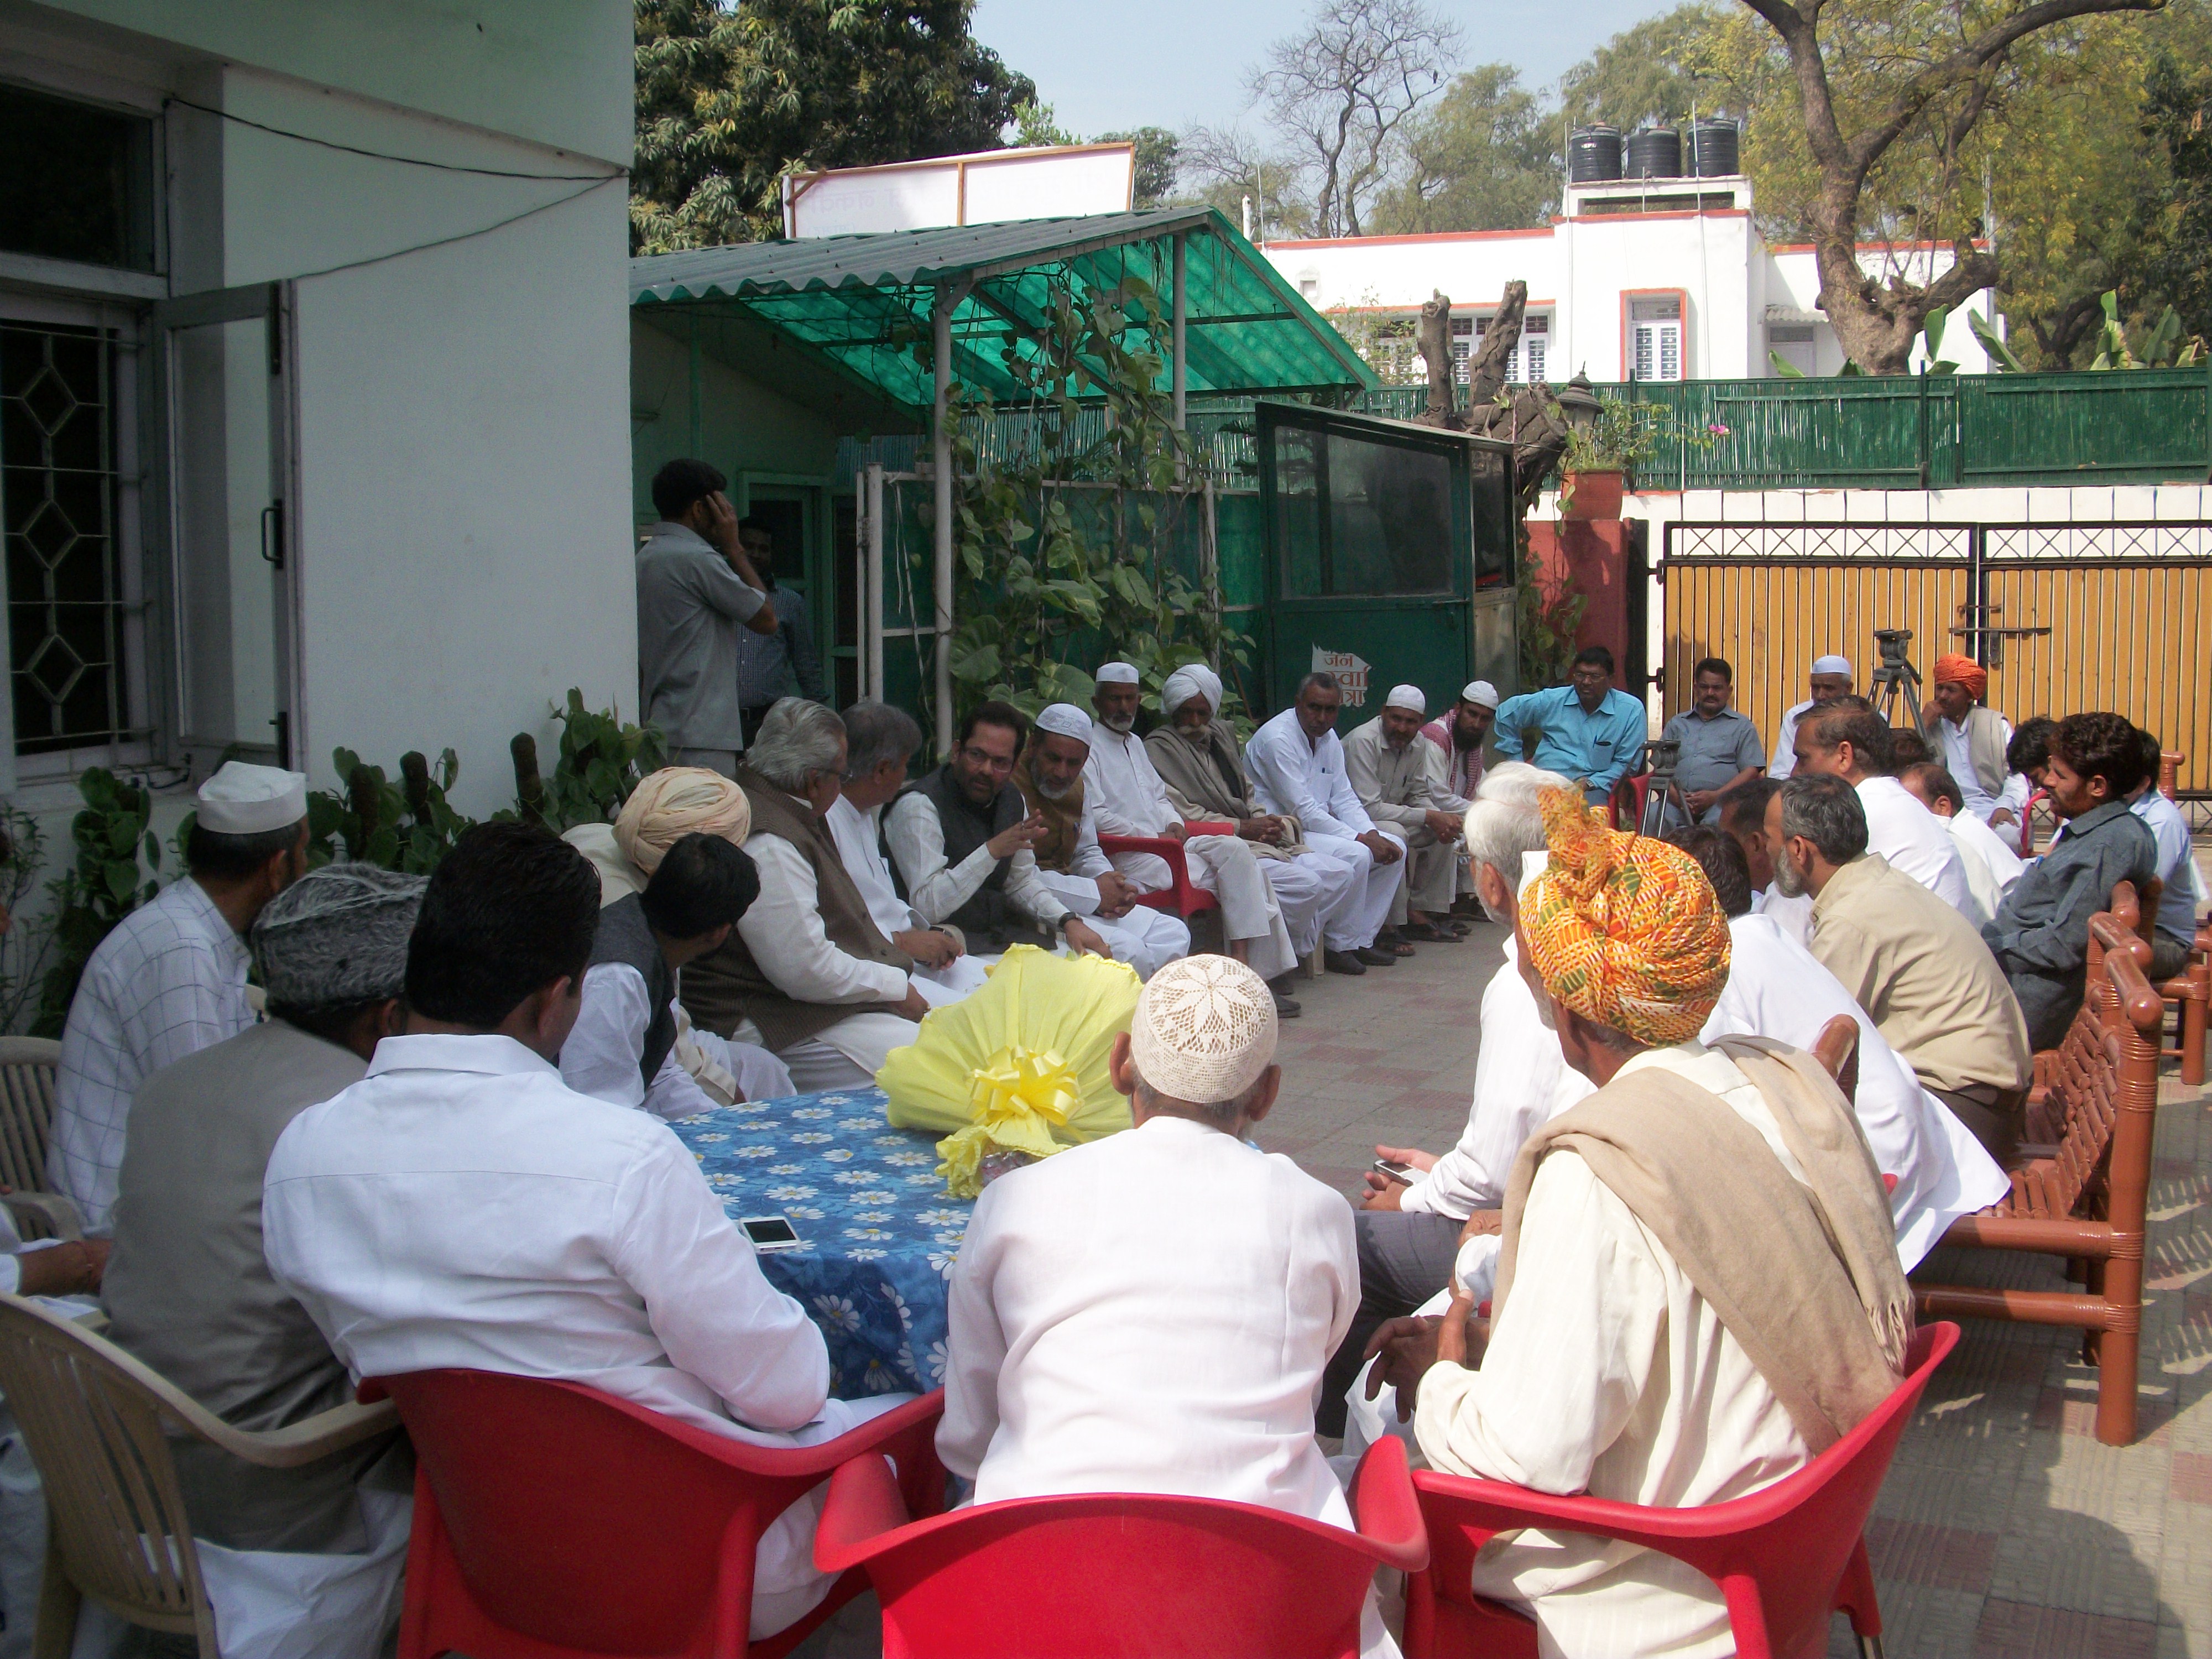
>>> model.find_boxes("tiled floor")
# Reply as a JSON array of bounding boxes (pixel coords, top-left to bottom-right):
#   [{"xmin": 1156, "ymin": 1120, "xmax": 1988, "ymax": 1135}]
[{"xmin": 805, "ymin": 911, "xmax": 2212, "ymax": 1656}]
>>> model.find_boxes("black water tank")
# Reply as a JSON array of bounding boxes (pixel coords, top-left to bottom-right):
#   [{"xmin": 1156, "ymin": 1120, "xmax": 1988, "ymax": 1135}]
[
  {"xmin": 1567, "ymin": 125, "xmax": 1623, "ymax": 183},
  {"xmin": 1686, "ymin": 117, "xmax": 1740, "ymax": 177},
  {"xmin": 1624, "ymin": 124, "xmax": 1682, "ymax": 179}
]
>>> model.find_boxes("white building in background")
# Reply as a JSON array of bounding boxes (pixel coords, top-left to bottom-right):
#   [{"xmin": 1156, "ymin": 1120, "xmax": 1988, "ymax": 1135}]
[
  {"xmin": 781, "ymin": 143, "xmax": 1137, "ymax": 238},
  {"xmin": 0, "ymin": 1, "xmax": 635, "ymax": 836},
  {"xmin": 1265, "ymin": 173, "xmax": 2002, "ymax": 382}
]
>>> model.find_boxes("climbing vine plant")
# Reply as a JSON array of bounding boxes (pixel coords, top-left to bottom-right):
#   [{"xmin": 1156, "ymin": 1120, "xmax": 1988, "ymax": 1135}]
[{"xmin": 929, "ymin": 269, "xmax": 1251, "ymax": 727}]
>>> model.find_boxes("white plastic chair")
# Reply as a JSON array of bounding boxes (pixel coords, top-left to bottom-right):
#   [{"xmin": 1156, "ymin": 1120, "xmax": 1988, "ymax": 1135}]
[
  {"xmin": 0, "ymin": 1294, "xmax": 399, "ymax": 1656},
  {"xmin": 0, "ymin": 1040, "xmax": 80, "ymax": 1240}
]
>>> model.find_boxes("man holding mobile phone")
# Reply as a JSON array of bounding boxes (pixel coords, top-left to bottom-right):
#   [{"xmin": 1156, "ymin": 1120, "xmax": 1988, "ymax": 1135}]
[{"xmin": 637, "ymin": 459, "xmax": 780, "ymax": 779}]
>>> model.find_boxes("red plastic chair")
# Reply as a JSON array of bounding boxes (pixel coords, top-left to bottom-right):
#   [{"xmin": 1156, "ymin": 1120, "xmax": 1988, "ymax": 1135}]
[
  {"xmin": 1403, "ymin": 1321, "xmax": 1959, "ymax": 1659},
  {"xmin": 1096, "ymin": 820, "xmax": 1237, "ymax": 917},
  {"xmin": 813, "ymin": 1435, "xmax": 1431, "ymax": 1659},
  {"xmin": 367, "ymin": 1371, "xmax": 946, "ymax": 1659}
]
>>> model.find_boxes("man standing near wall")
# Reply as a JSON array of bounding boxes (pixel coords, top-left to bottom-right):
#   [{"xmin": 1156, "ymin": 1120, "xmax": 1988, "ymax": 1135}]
[{"xmin": 637, "ymin": 459, "xmax": 779, "ymax": 778}]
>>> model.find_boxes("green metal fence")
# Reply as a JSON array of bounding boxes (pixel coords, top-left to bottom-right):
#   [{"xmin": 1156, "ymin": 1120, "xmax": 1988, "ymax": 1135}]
[{"xmin": 1357, "ymin": 367, "xmax": 2212, "ymax": 489}]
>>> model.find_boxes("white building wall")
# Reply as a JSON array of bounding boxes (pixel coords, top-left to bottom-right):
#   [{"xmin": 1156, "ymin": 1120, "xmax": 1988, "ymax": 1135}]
[
  {"xmin": 1267, "ymin": 197, "xmax": 2006, "ymax": 384},
  {"xmin": 5, "ymin": 2, "xmax": 635, "ymax": 822}
]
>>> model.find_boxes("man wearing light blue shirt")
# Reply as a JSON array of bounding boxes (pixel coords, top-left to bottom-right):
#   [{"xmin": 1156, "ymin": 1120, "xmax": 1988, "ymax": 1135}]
[
  {"xmin": 1490, "ymin": 645, "xmax": 1648, "ymax": 808},
  {"xmin": 2128, "ymin": 727, "xmax": 2203, "ymax": 979}
]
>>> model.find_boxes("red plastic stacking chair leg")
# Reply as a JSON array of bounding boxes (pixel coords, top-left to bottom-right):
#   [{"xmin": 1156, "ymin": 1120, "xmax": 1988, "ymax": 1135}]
[{"xmin": 1832, "ymin": 1535, "xmax": 1887, "ymax": 1658}]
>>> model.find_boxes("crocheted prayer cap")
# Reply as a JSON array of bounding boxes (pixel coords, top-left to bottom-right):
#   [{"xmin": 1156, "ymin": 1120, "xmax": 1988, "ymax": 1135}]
[
  {"xmin": 252, "ymin": 862, "xmax": 425, "ymax": 1009},
  {"xmin": 614, "ymin": 767, "xmax": 752, "ymax": 875},
  {"xmin": 1384, "ymin": 684, "xmax": 1426, "ymax": 713},
  {"xmin": 1033, "ymin": 703, "xmax": 1093, "ymax": 743},
  {"xmin": 1522, "ymin": 788, "xmax": 1731, "ymax": 1047},
  {"xmin": 1129, "ymin": 953, "xmax": 1278, "ymax": 1104}
]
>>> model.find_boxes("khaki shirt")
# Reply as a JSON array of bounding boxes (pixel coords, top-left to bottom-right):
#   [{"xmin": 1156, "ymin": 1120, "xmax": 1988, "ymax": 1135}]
[
  {"xmin": 1343, "ymin": 717, "xmax": 1437, "ymax": 834},
  {"xmin": 1808, "ymin": 854, "xmax": 2032, "ymax": 1095}
]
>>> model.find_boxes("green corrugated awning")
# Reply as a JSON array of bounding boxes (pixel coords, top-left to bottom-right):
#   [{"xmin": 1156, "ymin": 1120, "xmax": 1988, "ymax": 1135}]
[{"xmin": 629, "ymin": 207, "xmax": 1378, "ymax": 419}]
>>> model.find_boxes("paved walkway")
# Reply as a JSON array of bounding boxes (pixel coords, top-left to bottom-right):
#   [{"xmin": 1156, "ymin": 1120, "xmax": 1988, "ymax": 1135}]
[{"xmin": 805, "ymin": 914, "xmax": 2212, "ymax": 1656}]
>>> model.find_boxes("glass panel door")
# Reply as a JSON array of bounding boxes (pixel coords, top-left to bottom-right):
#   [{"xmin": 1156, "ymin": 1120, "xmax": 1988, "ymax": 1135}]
[{"xmin": 155, "ymin": 286, "xmax": 293, "ymax": 765}]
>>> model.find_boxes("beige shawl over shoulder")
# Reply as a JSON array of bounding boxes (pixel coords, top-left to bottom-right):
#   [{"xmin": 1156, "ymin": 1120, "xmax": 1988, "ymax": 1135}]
[{"xmin": 1493, "ymin": 1036, "xmax": 1913, "ymax": 1452}]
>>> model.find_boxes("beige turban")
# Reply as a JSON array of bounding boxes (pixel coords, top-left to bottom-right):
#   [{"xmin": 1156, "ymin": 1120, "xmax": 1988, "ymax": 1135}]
[{"xmin": 613, "ymin": 767, "xmax": 752, "ymax": 876}]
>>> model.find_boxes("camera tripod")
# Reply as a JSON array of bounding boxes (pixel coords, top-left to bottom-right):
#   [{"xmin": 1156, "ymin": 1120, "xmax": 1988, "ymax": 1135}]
[
  {"xmin": 1634, "ymin": 739, "xmax": 1683, "ymax": 837},
  {"xmin": 1869, "ymin": 628, "xmax": 1924, "ymax": 731}
]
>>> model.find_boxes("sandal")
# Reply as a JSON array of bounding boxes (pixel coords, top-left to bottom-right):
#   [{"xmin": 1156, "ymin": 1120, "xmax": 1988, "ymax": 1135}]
[{"xmin": 1400, "ymin": 921, "xmax": 1458, "ymax": 943}]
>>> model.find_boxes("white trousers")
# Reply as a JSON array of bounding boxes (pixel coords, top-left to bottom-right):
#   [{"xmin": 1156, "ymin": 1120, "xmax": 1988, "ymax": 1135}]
[
  {"xmin": 1304, "ymin": 831, "xmax": 1406, "ymax": 952},
  {"xmin": 735, "ymin": 1008, "xmax": 926, "ymax": 1091},
  {"xmin": 1260, "ymin": 849, "xmax": 1359, "ymax": 959},
  {"xmin": 1111, "ymin": 838, "xmax": 1297, "ymax": 980},
  {"xmin": 1399, "ymin": 828, "xmax": 1459, "ymax": 919},
  {"xmin": 1087, "ymin": 907, "xmax": 1193, "ymax": 980}
]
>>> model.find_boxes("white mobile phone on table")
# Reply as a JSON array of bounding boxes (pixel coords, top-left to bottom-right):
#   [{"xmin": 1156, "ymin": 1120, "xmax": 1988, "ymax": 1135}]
[{"xmin": 739, "ymin": 1214, "xmax": 805, "ymax": 1253}]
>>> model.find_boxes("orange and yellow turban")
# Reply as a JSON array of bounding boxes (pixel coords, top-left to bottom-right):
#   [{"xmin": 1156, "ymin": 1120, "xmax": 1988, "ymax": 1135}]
[
  {"xmin": 1523, "ymin": 789, "xmax": 1731, "ymax": 1046},
  {"xmin": 1931, "ymin": 653, "xmax": 1987, "ymax": 700}
]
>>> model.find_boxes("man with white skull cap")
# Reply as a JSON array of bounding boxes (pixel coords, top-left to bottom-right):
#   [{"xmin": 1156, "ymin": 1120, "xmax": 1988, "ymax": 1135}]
[
  {"xmin": 1344, "ymin": 684, "xmax": 1465, "ymax": 943},
  {"xmin": 1009, "ymin": 702, "xmax": 1194, "ymax": 982},
  {"xmin": 941, "ymin": 954, "xmax": 1391, "ymax": 1655},
  {"xmin": 1769, "ymin": 654, "xmax": 1854, "ymax": 780},
  {"xmin": 53, "ymin": 760, "xmax": 311, "ymax": 1233},
  {"xmin": 1081, "ymin": 664, "xmax": 1303, "ymax": 1004},
  {"xmin": 1146, "ymin": 666, "xmax": 1359, "ymax": 994}
]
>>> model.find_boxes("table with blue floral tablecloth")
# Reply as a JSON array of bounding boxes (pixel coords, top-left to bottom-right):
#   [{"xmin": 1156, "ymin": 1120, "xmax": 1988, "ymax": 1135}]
[{"xmin": 668, "ymin": 1085, "xmax": 971, "ymax": 1400}]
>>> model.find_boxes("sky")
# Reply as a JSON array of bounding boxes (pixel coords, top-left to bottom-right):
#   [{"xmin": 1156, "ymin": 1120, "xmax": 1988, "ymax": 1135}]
[{"xmin": 969, "ymin": 0, "xmax": 1686, "ymax": 140}]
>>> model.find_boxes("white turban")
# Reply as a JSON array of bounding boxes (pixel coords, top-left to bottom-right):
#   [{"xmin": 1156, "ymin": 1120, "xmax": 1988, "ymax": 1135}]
[
  {"xmin": 1460, "ymin": 680, "xmax": 1500, "ymax": 709},
  {"xmin": 1130, "ymin": 954, "xmax": 1278, "ymax": 1104},
  {"xmin": 614, "ymin": 767, "xmax": 752, "ymax": 875},
  {"xmin": 1384, "ymin": 684, "xmax": 1426, "ymax": 714},
  {"xmin": 1033, "ymin": 703, "xmax": 1093, "ymax": 743},
  {"xmin": 1812, "ymin": 655, "xmax": 1853, "ymax": 677},
  {"xmin": 197, "ymin": 761, "xmax": 308, "ymax": 834},
  {"xmin": 1160, "ymin": 664, "xmax": 1224, "ymax": 718},
  {"xmin": 1095, "ymin": 662, "xmax": 1140, "ymax": 685}
]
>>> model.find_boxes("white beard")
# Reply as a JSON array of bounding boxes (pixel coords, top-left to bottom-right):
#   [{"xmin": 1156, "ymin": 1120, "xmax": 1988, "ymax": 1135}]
[{"xmin": 1098, "ymin": 712, "xmax": 1136, "ymax": 733}]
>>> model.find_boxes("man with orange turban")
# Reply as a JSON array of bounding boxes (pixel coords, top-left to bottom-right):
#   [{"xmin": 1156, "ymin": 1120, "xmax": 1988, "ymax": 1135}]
[
  {"xmin": 1363, "ymin": 789, "xmax": 1911, "ymax": 1658},
  {"xmin": 1924, "ymin": 654, "xmax": 2027, "ymax": 828}
]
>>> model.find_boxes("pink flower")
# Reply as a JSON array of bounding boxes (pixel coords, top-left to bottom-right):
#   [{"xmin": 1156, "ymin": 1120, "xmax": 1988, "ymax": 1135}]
[{"xmin": 1708, "ymin": 421, "xmax": 1731, "ymax": 436}]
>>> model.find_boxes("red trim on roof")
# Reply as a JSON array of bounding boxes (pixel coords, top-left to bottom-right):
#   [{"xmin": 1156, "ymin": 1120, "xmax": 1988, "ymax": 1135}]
[{"xmin": 1266, "ymin": 226, "xmax": 1555, "ymax": 250}]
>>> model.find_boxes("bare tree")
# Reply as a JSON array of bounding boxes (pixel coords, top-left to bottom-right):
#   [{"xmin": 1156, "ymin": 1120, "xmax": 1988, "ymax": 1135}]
[
  {"xmin": 1249, "ymin": 0, "xmax": 1462, "ymax": 239},
  {"xmin": 1413, "ymin": 283, "xmax": 1575, "ymax": 517},
  {"xmin": 1741, "ymin": 0, "xmax": 2166, "ymax": 373},
  {"xmin": 1175, "ymin": 123, "xmax": 1313, "ymax": 239}
]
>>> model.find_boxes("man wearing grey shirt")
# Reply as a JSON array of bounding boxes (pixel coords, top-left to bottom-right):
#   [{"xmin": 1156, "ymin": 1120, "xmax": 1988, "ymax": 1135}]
[
  {"xmin": 734, "ymin": 515, "xmax": 826, "ymax": 745},
  {"xmin": 1659, "ymin": 656, "xmax": 1765, "ymax": 827},
  {"xmin": 637, "ymin": 459, "xmax": 778, "ymax": 776}
]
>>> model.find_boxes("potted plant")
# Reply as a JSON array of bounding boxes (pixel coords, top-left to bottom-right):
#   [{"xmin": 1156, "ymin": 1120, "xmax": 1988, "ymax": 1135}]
[{"xmin": 1557, "ymin": 395, "xmax": 1686, "ymax": 519}]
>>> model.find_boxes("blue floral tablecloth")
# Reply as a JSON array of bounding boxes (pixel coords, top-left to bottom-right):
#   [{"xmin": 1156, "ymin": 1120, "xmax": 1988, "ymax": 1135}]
[{"xmin": 669, "ymin": 1086, "xmax": 972, "ymax": 1400}]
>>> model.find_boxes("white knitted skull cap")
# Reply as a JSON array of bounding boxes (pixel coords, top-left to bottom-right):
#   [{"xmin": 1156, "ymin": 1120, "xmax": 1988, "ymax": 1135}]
[{"xmin": 1129, "ymin": 953, "xmax": 1279, "ymax": 1104}]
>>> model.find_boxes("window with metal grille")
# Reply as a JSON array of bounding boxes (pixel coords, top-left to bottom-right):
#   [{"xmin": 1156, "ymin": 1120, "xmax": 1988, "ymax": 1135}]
[
  {"xmin": 1630, "ymin": 296, "xmax": 1684, "ymax": 383},
  {"xmin": 1, "ymin": 320, "xmax": 129, "ymax": 754}
]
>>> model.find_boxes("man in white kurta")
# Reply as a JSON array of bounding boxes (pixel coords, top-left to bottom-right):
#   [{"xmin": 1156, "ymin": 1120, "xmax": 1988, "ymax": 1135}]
[
  {"xmin": 940, "ymin": 954, "xmax": 1389, "ymax": 1657},
  {"xmin": 263, "ymin": 821, "xmax": 906, "ymax": 1641},
  {"xmin": 1667, "ymin": 827, "xmax": 2011, "ymax": 1269},
  {"xmin": 1790, "ymin": 703, "xmax": 1975, "ymax": 916},
  {"xmin": 1900, "ymin": 761, "xmax": 2027, "ymax": 926},
  {"xmin": 1321, "ymin": 767, "xmax": 1593, "ymax": 1432},
  {"xmin": 1077, "ymin": 672, "xmax": 1291, "ymax": 980},
  {"xmin": 1765, "ymin": 654, "xmax": 1853, "ymax": 780},
  {"xmin": 828, "ymin": 701, "xmax": 991, "ymax": 1004},
  {"xmin": 1244, "ymin": 675, "xmax": 1407, "ymax": 970},
  {"xmin": 1926, "ymin": 655, "xmax": 2028, "ymax": 827}
]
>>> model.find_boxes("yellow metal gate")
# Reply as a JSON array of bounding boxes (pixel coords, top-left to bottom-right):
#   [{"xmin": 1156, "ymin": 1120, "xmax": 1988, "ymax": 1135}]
[{"xmin": 1660, "ymin": 521, "xmax": 2212, "ymax": 794}]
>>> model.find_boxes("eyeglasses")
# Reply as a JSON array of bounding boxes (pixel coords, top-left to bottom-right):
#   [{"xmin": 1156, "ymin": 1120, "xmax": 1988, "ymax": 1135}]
[{"xmin": 960, "ymin": 745, "xmax": 1014, "ymax": 774}]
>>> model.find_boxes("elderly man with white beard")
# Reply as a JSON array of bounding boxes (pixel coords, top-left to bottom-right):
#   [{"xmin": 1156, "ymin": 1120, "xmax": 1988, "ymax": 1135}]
[
  {"xmin": 1316, "ymin": 763, "xmax": 1593, "ymax": 1434},
  {"xmin": 1144, "ymin": 664, "xmax": 1359, "ymax": 989},
  {"xmin": 1008, "ymin": 703, "xmax": 1194, "ymax": 983},
  {"xmin": 1344, "ymin": 684, "xmax": 1466, "ymax": 943},
  {"xmin": 1079, "ymin": 664, "xmax": 1301, "ymax": 1006}
]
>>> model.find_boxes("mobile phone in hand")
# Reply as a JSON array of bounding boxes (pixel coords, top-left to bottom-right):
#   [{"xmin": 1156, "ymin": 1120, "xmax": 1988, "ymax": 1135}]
[{"xmin": 1371, "ymin": 1159, "xmax": 1413, "ymax": 1184}]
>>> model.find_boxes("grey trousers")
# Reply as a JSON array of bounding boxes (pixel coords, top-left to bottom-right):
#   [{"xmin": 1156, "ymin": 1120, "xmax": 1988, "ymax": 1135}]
[
  {"xmin": 2152, "ymin": 930, "xmax": 2193, "ymax": 981},
  {"xmin": 1317, "ymin": 1207, "xmax": 1465, "ymax": 1437}
]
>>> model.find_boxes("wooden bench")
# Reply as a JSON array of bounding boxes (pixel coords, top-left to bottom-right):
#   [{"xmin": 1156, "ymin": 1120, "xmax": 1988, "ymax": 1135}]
[{"xmin": 1911, "ymin": 908, "xmax": 2163, "ymax": 1445}]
